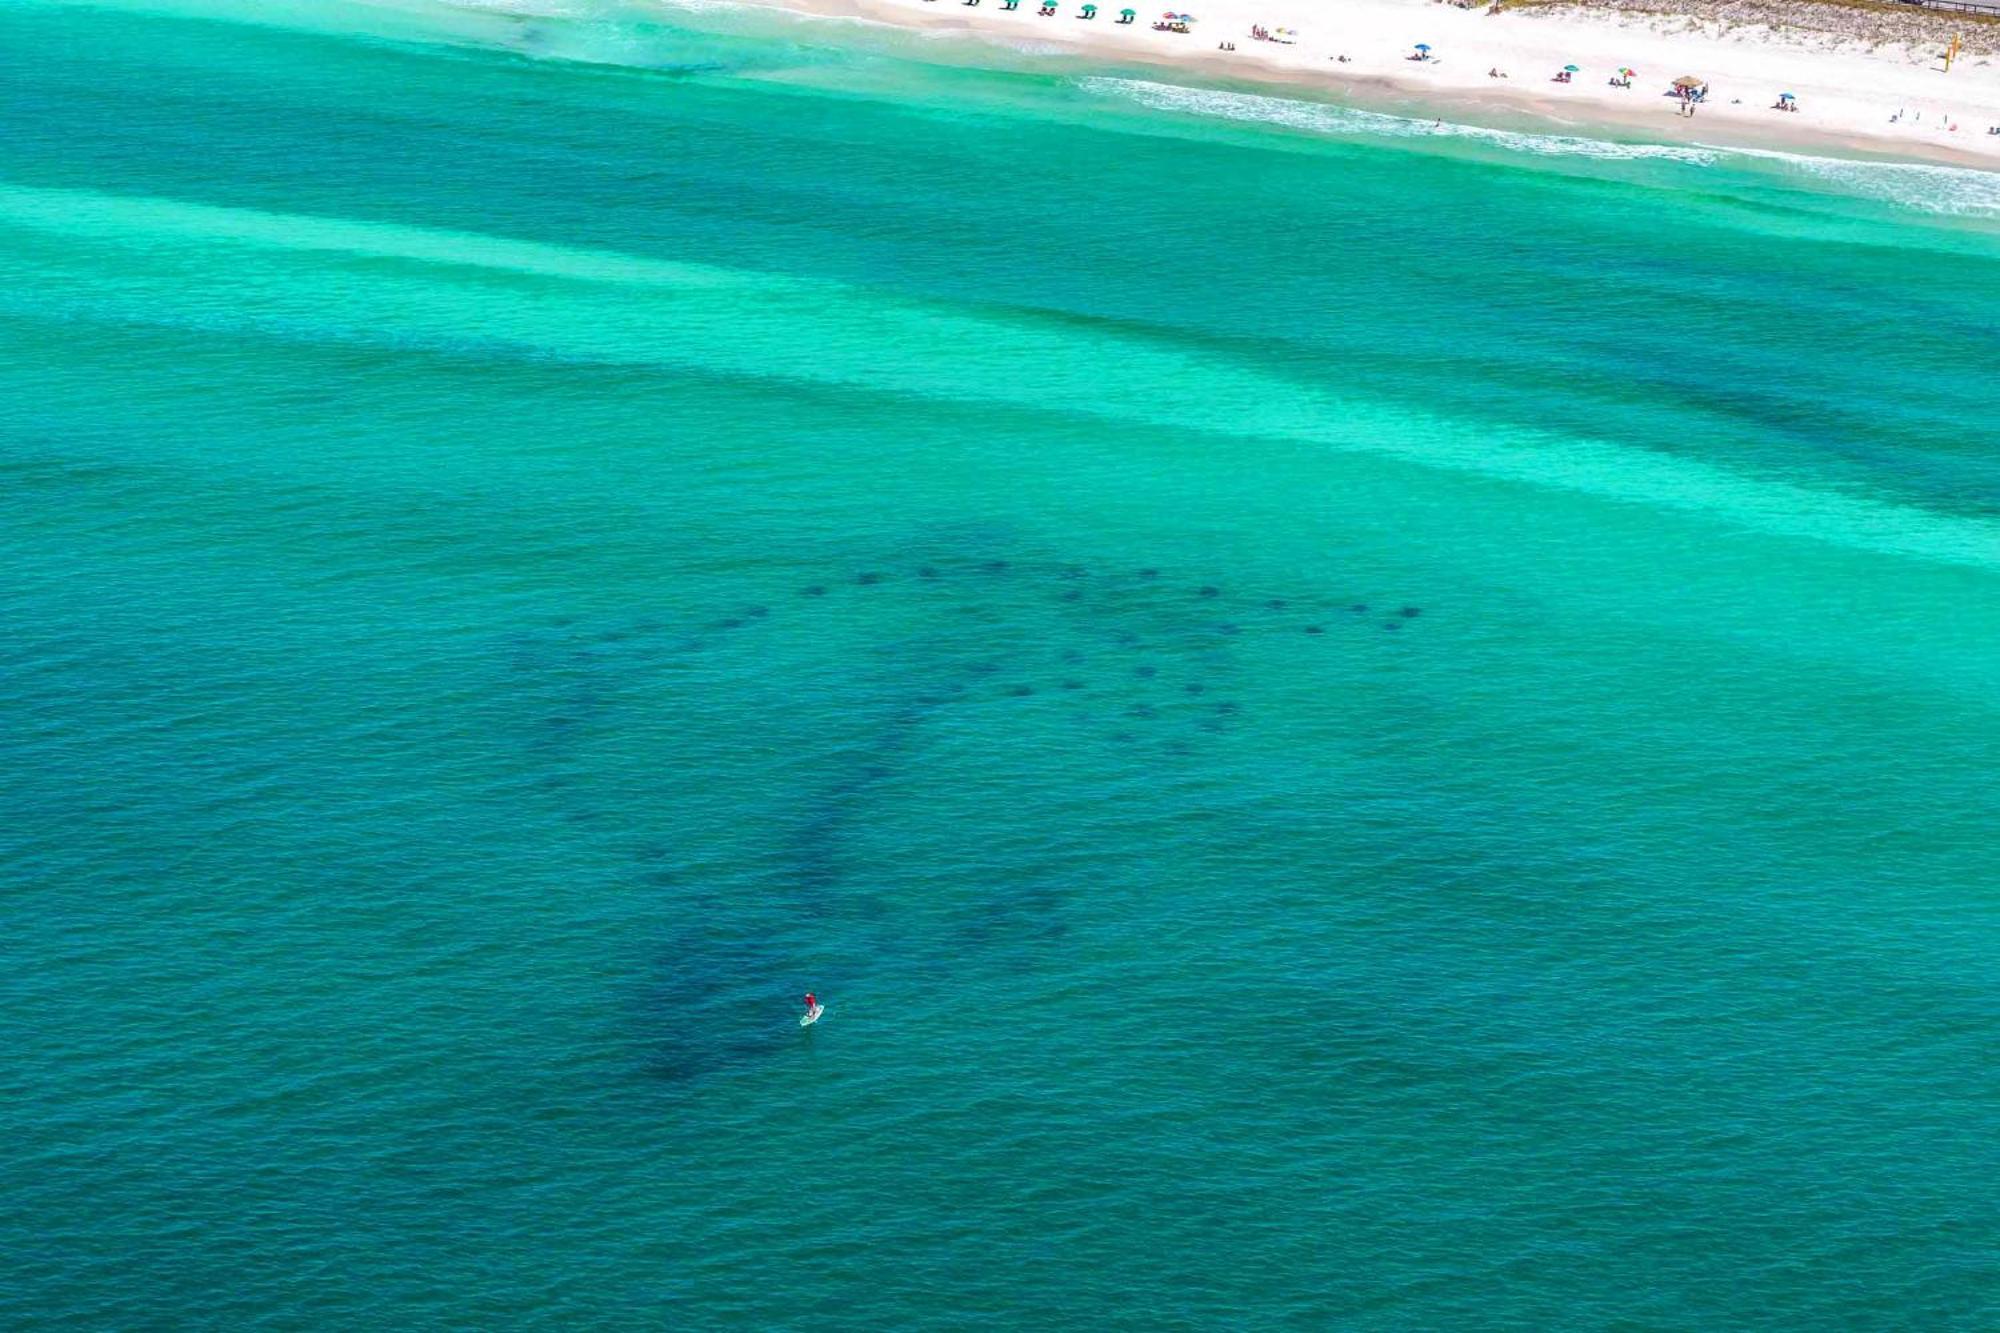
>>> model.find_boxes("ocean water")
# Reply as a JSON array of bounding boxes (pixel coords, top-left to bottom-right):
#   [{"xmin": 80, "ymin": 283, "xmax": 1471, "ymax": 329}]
[{"xmin": 4, "ymin": 0, "xmax": 2000, "ymax": 1325}]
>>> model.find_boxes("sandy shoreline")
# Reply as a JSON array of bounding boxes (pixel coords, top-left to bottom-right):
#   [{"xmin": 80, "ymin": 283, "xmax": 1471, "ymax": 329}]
[{"xmin": 730, "ymin": 0, "xmax": 2000, "ymax": 167}]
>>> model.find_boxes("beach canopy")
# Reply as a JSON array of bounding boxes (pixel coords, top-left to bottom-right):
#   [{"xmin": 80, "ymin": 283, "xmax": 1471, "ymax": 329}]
[
  {"xmin": 1082, "ymin": 3, "xmax": 1096, "ymax": 10},
  {"xmin": 1672, "ymin": 75, "xmax": 1704, "ymax": 89}
]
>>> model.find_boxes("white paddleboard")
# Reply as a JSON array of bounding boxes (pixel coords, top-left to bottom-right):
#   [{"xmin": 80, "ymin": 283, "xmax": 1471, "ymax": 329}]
[{"xmin": 800, "ymin": 1004, "xmax": 825, "ymax": 1028}]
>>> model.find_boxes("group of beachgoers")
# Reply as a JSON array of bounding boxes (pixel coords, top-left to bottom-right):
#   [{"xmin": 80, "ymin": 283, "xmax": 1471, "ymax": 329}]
[{"xmin": 920, "ymin": 0, "xmax": 2000, "ymax": 137}]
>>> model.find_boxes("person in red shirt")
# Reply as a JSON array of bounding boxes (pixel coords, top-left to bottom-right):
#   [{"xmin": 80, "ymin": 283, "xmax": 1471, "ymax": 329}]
[{"xmin": 803, "ymin": 992, "xmax": 818, "ymax": 1016}]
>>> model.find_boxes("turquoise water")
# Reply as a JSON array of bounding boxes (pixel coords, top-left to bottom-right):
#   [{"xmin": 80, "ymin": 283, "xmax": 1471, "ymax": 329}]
[{"xmin": 5, "ymin": 0, "xmax": 2000, "ymax": 1324}]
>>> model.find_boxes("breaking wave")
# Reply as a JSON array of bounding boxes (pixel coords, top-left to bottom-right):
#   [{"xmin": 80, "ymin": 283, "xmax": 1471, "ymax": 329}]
[
  {"xmin": 1713, "ymin": 144, "xmax": 2000, "ymax": 218},
  {"xmin": 1083, "ymin": 76, "xmax": 2000, "ymax": 217},
  {"xmin": 1080, "ymin": 77, "xmax": 1722, "ymax": 164}
]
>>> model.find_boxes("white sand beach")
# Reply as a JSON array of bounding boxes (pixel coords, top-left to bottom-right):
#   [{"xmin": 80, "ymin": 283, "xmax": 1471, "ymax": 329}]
[{"xmin": 755, "ymin": 0, "xmax": 2000, "ymax": 164}]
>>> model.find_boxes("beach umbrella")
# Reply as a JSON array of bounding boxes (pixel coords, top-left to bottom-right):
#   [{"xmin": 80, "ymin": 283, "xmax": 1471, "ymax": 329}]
[
  {"xmin": 1780, "ymin": 91, "xmax": 1795, "ymax": 99},
  {"xmin": 1619, "ymin": 67, "xmax": 1635, "ymax": 76},
  {"xmin": 1082, "ymin": 3, "xmax": 1097, "ymax": 11},
  {"xmin": 1123, "ymin": 6, "xmax": 1136, "ymax": 11},
  {"xmin": 1563, "ymin": 64, "xmax": 1579, "ymax": 72},
  {"xmin": 1672, "ymin": 75, "xmax": 1704, "ymax": 89},
  {"xmin": 1415, "ymin": 42, "xmax": 1430, "ymax": 50}
]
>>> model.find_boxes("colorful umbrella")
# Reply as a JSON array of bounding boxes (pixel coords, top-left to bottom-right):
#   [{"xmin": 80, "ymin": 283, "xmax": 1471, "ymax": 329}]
[
  {"xmin": 1563, "ymin": 64, "xmax": 1579, "ymax": 72},
  {"xmin": 1415, "ymin": 42, "xmax": 1431, "ymax": 50}
]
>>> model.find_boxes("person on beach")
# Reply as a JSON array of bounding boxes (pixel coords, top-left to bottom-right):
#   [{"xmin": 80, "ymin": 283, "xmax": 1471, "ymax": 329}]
[{"xmin": 803, "ymin": 991, "xmax": 818, "ymax": 1016}]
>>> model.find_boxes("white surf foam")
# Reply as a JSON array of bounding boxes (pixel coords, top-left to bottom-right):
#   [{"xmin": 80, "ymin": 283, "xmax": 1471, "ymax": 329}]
[
  {"xmin": 1081, "ymin": 77, "xmax": 1722, "ymax": 165},
  {"xmin": 1706, "ymin": 144, "xmax": 2000, "ymax": 218},
  {"xmin": 1084, "ymin": 77, "xmax": 2000, "ymax": 218}
]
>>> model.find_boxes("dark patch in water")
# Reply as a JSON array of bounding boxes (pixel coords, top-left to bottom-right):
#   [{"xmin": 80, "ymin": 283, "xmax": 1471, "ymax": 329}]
[
  {"xmin": 746, "ymin": 606, "xmax": 769, "ymax": 619},
  {"xmin": 1129, "ymin": 704, "xmax": 1158, "ymax": 720},
  {"xmin": 1061, "ymin": 565, "xmax": 1088, "ymax": 580},
  {"xmin": 1138, "ymin": 568, "xmax": 1159, "ymax": 580},
  {"xmin": 1267, "ymin": 599, "xmax": 1288, "ymax": 610},
  {"xmin": 1383, "ymin": 621, "xmax": 1401, "ymax": 631},
  {"xmin": 982, "ymin": 560, "xmax": 1009, "ymax": 573},
  {"xmin": 1061, "ymin": 649, "xmax": 1083, "ymax": 664},
  {"xmin": 639, "ymin": 905, "xmax": 800, "ymax": 1086},
  {"xmin": 1062, "ymin": 679, "xmax": 1086, "ymax": 691},
  {"xmin": 957, "ymin": 882, "xmax": 1069, "ymax": 950},
  {"xmin": 1305, "ymin": 625, "xmax": 1324, "ymax": 635},
  {"xmin": 1060, "ymin": 590, "xmax": 1082, "ymax": 602},
  {"xmin": 856, "ymin": 572, "xmax": 882, "ymax": 586},
  {"xmin": 1349, "ymin": 603, "xmax": 1368, "ymax": 614},
  {"xmin": 1136, "ymin": 665, "xmax": 1157, "ymax": 678},
  {"xmin": 1007, "ymin": 684, "xmax": 1035, "ymax": 697},
  {"xmin": 1216, "ymin": 702, "xmax": 1240, "ymax": 715},
  {"xmin": 1198, "ymin": 586, "xmax": 1220, "ymax": 598},
  {"xmin": 803, "ymin": 585, "xmax": 826, "ymax": 597},
  {"xmin": 1184, "ymin": 682, "xmax": 1206, "ymax": 695},
  {"xmin": 1215, "ymin": 623, "xmax": 1239, "ymax": 636},
  {"xmin": 1400, "ymin": 606, "xmax": 1423, "ymax": 618},
  {"xmin": 918, "ymin": 566, "xmax": 939, "ymax": 580},
  {"xmin": 716, "ymin": 618, "xmax": 744, "ymax": 630}
]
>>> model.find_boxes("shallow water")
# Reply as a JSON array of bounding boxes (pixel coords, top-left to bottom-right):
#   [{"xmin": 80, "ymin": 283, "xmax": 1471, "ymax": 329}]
[{"xmin": 4, "ymin": 0, "xmax": 1999, "ymax": 1326}]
